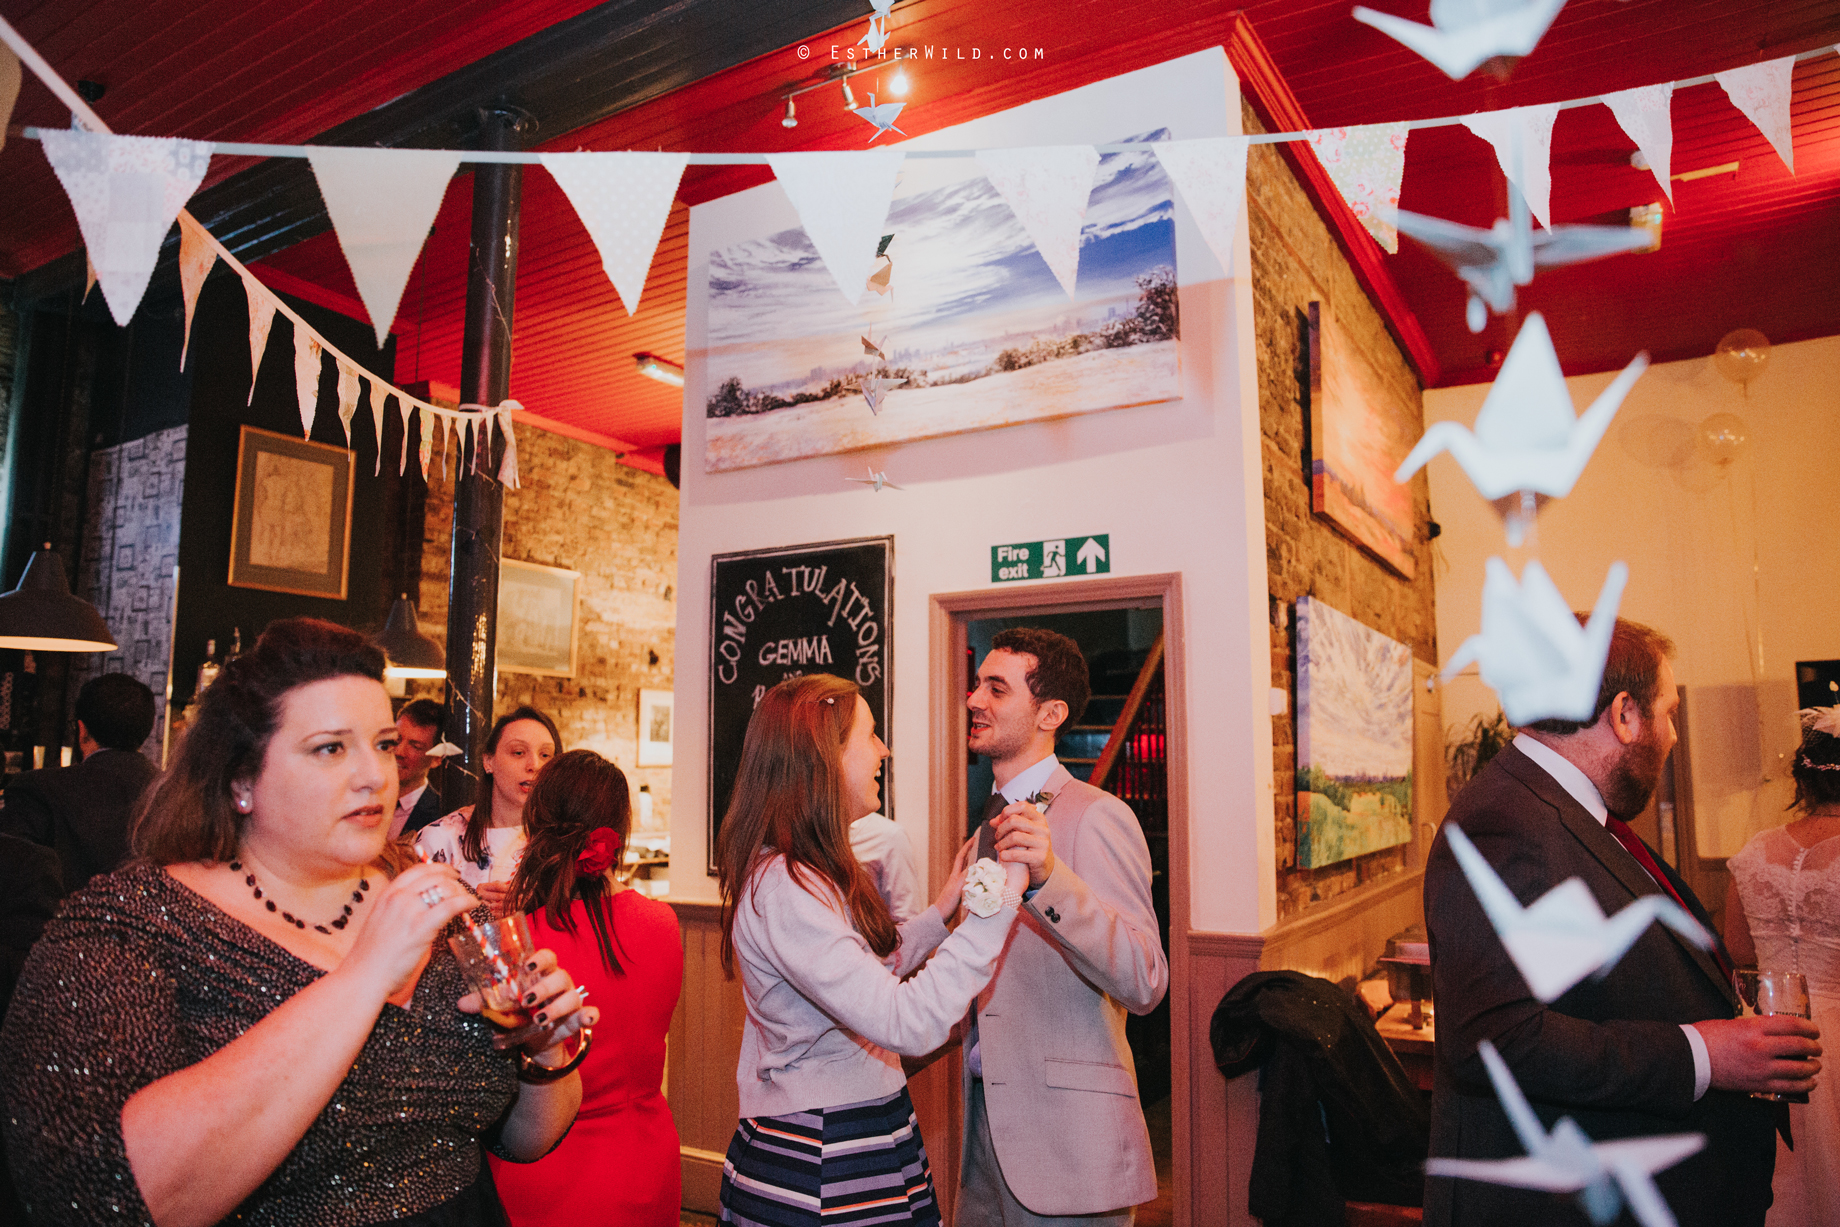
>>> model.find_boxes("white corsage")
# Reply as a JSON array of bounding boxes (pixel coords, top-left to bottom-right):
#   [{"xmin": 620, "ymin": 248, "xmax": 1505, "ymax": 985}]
[{"xmin": 962, "ymin": 857, "xmax": 1012, "ymax": 918}]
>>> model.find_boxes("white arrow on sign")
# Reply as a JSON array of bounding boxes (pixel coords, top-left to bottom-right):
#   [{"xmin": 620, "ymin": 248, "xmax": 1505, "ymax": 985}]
[{"xmin": 1076, "ymin": 537, "xmax": 1107, "ymax": 573}]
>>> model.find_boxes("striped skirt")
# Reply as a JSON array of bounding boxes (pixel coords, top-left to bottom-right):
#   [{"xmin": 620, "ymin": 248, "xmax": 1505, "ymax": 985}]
[{"xmin": 719, "ymin": 1088, "xmax": 940, "ymax": 1227}]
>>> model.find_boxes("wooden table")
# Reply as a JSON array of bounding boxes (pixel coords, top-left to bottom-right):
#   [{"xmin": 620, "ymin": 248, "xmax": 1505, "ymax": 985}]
[{"xmin": 1374, "ymin": 1002, "xmax": 1435, "ymax": 1092}]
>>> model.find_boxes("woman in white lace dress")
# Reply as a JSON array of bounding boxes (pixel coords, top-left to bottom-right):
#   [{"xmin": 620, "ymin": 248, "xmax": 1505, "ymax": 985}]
[{"xmin": 1725, "ymin": 706, "xmax": 1840, "ymax": 1225}]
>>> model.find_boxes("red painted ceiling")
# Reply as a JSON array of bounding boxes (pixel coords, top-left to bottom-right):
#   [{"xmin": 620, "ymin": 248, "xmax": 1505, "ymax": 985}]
[{"xmin": 5, "ymin": 0, "xmax": 1840, "ymax": 454}]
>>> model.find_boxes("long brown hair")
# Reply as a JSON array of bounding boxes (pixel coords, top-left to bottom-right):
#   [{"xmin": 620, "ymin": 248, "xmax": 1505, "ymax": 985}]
[
  {"xmin": 133, "ymin": 617, "xmax": 408, "ymax": 873},
  {"xmin": 716, "ymin": 673, "xmax": 896, "ymax": 976},
  {"xmin": 505, "ymin": 749, "xmax": 632, "ymax": 973},
  {"xmin": 460, "ymin": 705, "xmax": 562, "ymax": 863}
]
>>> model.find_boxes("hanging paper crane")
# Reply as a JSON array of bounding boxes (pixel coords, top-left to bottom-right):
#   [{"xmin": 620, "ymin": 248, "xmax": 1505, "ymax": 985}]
[
  {"xmin": 1428, "ymin": 1040, "xmax": 1703, "ymax": 1227},
  {"xmin": 855, "ymin": 93, "xmax": 907, "ymax": 143},
  {"xmin": 1352, "ymin": 0, "xmax": 1569, "ymax": 81},
  {"xmin": 847, "ymin": 465, "xmax": 903, "ymax": 492},
  {"xmin": 860, "ymin": 374, "xmax": 905, "ymax": 415}
]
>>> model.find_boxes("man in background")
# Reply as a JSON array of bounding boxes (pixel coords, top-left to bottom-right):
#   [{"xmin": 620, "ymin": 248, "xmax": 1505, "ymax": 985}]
[
  {"xmin": 958, "ymin": 627, "xmax": 1168, "ymax": 1227},
  {"xmin": 391, "ymin": 697, "xmax": 445, "ymax": 838},
  {"xmin": 2, "ymin": 673, "xmax": 157, "ymax": 895},
  {"xmin": 1424, "ymin": 618, "xmax": 1819, "ymax": 1226}
]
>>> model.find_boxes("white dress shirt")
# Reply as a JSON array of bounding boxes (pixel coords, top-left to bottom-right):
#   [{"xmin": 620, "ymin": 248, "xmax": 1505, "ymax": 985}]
[
  {"xmin": 389, "ymin": 782, "xmax": 429, "ymax": 839},
  {"xmin": 1511, "ymin": 733, "xmax": 1711, "ymax": 1100}
]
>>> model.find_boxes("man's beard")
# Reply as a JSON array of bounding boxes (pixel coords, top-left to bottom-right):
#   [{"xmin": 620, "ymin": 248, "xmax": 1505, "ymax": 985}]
[{"xmin": 1603, "ymin": 725, "xmax": 1671, "ymax": 818}]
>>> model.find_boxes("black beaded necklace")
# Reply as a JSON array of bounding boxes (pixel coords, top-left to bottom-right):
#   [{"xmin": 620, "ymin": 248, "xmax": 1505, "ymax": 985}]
[{"xmin": 230, "ymin": 859, "xmax": 371, "ymax": 934}]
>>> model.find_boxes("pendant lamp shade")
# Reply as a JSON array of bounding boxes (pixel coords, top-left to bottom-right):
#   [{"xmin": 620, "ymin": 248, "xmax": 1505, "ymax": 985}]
[
  {"xmin": 0, "ymin": 547, "xmax": 116, "ymax": 653},
  {"xmin": 376, "ymin": 595, "xmax": 445, "ymax": 678}
]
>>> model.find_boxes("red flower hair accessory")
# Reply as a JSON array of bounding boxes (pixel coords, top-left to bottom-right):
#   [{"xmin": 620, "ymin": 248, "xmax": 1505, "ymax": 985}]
[{"xmin": 577, "ymin": 827, "xmax": 623, "ymax": 875}]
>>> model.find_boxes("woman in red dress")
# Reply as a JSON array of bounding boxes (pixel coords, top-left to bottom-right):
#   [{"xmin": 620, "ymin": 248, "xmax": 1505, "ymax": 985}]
[{"xmin": 491, "ymin": 749, "xmax": 685, "ymax": 1227}]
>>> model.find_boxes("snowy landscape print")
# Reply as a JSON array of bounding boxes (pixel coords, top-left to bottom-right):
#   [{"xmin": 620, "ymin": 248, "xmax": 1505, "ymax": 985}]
[
  {"xmin": 703, "ymin": 130, "xmax": 1180, "ymax": 471},
  {"xmin": 1294, "ymin": 596, "xmax": 1413, "ymax": 870}
]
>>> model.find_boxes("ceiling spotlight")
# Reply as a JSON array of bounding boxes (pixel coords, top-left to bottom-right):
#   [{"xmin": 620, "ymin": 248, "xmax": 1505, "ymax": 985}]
[
  {"xmin": 889, "ymin": 69, "xmax": 910, "ymax": 97},
  {"xmin": 840, "ymin": 79, "xmax": 858, "ymax": 110},
  {"xmin": 781, "ymin": 97, "xmax": 798, "ymax": 128},
  {"xmin": 634, "ymin": 352, "xmax": 685, "ymax": 387}
]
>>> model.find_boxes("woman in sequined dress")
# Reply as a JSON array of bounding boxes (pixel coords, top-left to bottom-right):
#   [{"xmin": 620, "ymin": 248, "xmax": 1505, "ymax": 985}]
[
  {"xmin": 0, "ymin": 618, "xmax": 594, "ymax": 1227},
  {"xmin": 416, "ymin": 706, "xmax": 560, "ymax": 916},
  {"xmin": 1725, "ymin": 707, "xmax": 1840, "ymax": 1226},
  {"xmin": 490, "ymin": 750, "xmax": 684, "ymax": 1227}
]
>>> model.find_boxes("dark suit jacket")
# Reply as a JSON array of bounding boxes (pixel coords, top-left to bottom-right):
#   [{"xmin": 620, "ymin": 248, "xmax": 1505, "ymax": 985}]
[
  {"xmin": 0, "ymin": 748, "xmax": 157, "ymax": 896},
  {"xmin": 1423, "ymin": 742, "xmax": 1777, "ymax": 1227},
  {"xmin": 398, "ymin": 783, "xmax": 444, "ymax": 837}
]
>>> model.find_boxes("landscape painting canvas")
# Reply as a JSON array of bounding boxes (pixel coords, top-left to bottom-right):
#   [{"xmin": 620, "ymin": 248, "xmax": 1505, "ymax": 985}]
[
  {"xmin": 702, "ymin": 130, "xmax": 1180, "ymax": 471},
  {"xmin": 1295, "ymin": 596, "xmax": 1413, "ymax": 869},
  {"xmin": 1308, "ymin": 302, "xmax": 1418, "ymax": 578}
]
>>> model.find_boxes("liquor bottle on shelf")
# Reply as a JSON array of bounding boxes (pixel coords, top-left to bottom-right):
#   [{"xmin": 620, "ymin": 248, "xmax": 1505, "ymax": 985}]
[{"xmin": 196, "ymin": 639, "xmax": 220, "ymax": 696}]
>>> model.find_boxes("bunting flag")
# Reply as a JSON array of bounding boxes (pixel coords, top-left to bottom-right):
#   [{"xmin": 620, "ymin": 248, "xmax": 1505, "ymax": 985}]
[
  {"xmin": 399, "ymin": 398, "xmax": 414, "ymax": 476},
  {"xmin": 334, "ymin": 360, "xmax": 362, "ymax": 446},
  {"xmin": 246, "ymin": 278, "xmax": 277, "ymax": 405},
  {"xmin": 177, "ymin": 215, "xmax": 217, "ymax": 369},
  {"xmin": 1716, "ymin": 55, "xmax": 1797, "ymax": 173},
  {"xmin": 1460, "ymin": 104, "xmax": 1561, "ymax": 228},
  {"xmin": 373, "ymin": 392, "xmax": 388, "ymax": 476},
  {"xmin": 541, "ymin": 151, "xmax": 689, "ymax": 316},
  {"xmin": 1153, "ymin": 136, "xmax": 1251, "ymax": 277},
  {"xmin": 306, "ymin": 148, "xmax": 460, "ymax": 349},
  {"xmin": 496, "ymin": 403, "xmax": 522, "ymax": 489},
  {"xmin": 293, "ymin": 324, "xmax": 323, "ymax": 438},
  {"xmin": 0, "ymin": 44, "xmax": 20, "ymax": 155},
  {"xmin": 418, "ymin": 405, "xmax": 435, "ymax": 481},
  {"xmin": 1305, "ymin": 123, "xmax": 1410, "ymax": 252},
  {"xmin": 39, "ymin": 130, "xmax": 212, "ymax": 327},
  {"xmin": 976, "ymin": 145, "xmax": 1101, "ymax": 300},
  {"xmin": 764, "ymin": 148, "xmax": 907, "ymax": 307},
  {"xmin": 1601, "ymin": 83, "xmax": 1674, "ymax": 203}
]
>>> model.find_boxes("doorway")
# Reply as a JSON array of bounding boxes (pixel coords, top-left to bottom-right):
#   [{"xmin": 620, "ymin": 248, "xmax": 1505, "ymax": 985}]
[{"xmin": 923, "ymin": 575, "xmax": 1190, "ymax": 1227}]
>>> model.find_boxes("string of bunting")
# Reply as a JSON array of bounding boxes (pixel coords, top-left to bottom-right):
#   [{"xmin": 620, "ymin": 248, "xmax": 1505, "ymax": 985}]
[{"xmin": 0, "ymin": 12, "xmax": 1831, "ymax": 489}]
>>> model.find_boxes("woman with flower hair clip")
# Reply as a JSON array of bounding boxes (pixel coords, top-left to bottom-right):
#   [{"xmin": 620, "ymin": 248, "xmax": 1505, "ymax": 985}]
[
  {"xmin": 1725, "ymin": 705, "xmax": 1840, "ymax": 1225},
  {"xmin": 489, "ymin": 749, "xmax": 685, "ymax": 1227}
]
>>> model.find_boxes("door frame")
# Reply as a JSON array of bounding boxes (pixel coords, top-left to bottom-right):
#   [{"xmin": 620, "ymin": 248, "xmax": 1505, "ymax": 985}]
[{"xmin": 925, "ymin": 572, "xmax": 1190, "ymax": 1227}]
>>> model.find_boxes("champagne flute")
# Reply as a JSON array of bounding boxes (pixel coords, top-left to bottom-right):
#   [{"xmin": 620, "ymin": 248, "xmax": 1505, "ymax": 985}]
[{"xmin": 1735, "ymin": 969, "xmax": 1814, "ymax": 1104}]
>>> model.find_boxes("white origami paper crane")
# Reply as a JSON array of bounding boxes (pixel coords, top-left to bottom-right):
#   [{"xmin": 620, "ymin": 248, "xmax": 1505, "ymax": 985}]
[
  {"xmin": 858, "ymin": 16, "xmax": 890, "ymax": 52},
  {"xmin": 1394, "ymin": 314, "xmax": 1647, "ymax": 542},
  {"xmin": 860, "ymin": 374, "xmax": 905, "ymax": 414},
  {"xmin": 1440, "ymin": 558, "xmax": 1628, "ymax": 725},
  {"xmin": 1352, "ymin": 0, "xmax": 1569, "ymax": 81},
  {"xmin": 427, "ymin": 741, "xmax": 463, "ymax": 758},
  {"xmin": 1394, "ymin": 186, "xmax": 1653, "ymax": 333},
  {"xmin": 847, "ymin": 465, "xmax": 902, "ymax": 492},
  {"xmin": 1443, "ymin": 821, "xmax": 1714, "ymax": 1002},
  {"xmin": 1426, "ymin": 1039, "xmax": 1704, "ymax": 1227},
  {"xmin": 855, "ymin": 94, "xmax": 907, "ymax": 143}
]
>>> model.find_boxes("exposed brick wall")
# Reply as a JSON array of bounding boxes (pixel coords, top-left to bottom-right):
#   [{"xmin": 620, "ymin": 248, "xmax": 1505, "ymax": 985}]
[
  {"xmin": 1245, "ymin": 100, "xmax": 1439, "ymax": 921},
  {"xmin": 416, "ymin": 422, "xmax": 678, "ymax": 832}
]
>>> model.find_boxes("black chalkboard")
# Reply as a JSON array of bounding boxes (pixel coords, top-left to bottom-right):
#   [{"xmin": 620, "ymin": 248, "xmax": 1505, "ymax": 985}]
[{"xmin": 707, "ymin": 536, "xmax": 894, "ymax": 871}]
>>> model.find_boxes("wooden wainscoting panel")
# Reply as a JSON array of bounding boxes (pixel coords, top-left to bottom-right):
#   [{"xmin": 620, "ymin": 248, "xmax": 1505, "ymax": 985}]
[
  {"xmin": 669, "ymin": 899, "xmax": 744, "ymax": 1216},
  {"xmin": 1187, "ymin": 931, "xmax": 1266, "ymax": 1227}
]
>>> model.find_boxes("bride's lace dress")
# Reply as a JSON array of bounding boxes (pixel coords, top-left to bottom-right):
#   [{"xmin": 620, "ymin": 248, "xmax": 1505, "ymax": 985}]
[{"xmin": 1728, "ymin": 825, "xmax": 1840, "ymax": 1225}]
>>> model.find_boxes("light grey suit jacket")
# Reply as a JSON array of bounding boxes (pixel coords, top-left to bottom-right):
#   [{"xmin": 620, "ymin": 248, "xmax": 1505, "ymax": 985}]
[{"xmin": 962, "ymin": 765, "xmax": 1169, "ymax": 1214}]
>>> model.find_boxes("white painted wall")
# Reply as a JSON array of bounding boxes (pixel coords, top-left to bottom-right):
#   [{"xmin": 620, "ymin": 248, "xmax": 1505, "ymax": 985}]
[
  {"xmin": 668, "ymin": 48, "xmax": 1281, "ymax": 932},
  {"xmin": 1425, "ymin": 332, "xmax": 1840, "ymax": 856}
]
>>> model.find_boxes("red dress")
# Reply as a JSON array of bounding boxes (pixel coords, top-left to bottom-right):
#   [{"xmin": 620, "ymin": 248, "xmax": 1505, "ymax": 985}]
[{"xmin": 490, "ymin": 889, "xmax": 685, "ymax": 1227}]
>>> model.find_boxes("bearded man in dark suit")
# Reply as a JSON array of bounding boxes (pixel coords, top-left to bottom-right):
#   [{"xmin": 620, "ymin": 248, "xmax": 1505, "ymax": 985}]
[{"xmin": 1424, "ymin": 618, "xmax": 1821, "ymax": 1227}]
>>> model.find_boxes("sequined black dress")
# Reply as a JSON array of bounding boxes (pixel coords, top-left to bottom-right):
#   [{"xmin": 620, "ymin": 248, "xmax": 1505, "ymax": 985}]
[{"xmin": 1, "ymin": 863, "xmax": 522, "ymax": 1225}]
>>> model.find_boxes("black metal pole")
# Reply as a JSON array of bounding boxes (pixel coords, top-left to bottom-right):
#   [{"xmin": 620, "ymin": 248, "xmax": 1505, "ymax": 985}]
[{"xmin": 443, "ymin": 107, "xmax": 526, "ymax": 798}]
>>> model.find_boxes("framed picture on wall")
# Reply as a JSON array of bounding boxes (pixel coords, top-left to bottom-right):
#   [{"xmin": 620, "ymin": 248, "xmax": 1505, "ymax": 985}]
[
  {"xmin": 1306, "ymin": 302, "xmax": 1419, "ymax": 578},
  {"xmin": 227, "ymin": 426, "xmax": 354, "ymax": 599},
  {"xmin": 498, "ymin": 558, "xmax": 580, "ymax": 677},
  {"xmin": 637, "ymin": 688, "xmax": 674, "ymax": 766}
]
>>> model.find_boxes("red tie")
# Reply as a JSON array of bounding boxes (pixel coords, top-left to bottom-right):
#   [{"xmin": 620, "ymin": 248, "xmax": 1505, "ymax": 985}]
[{"xmin": 1605, "ymin": 816, "xmax": 1735, "ymax": 985}]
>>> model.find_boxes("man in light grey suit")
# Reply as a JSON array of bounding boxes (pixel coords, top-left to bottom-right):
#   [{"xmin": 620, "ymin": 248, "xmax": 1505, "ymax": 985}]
[{"xmin": 960, "ymin": 627, "xmax": 1169, "ymax": 1227}]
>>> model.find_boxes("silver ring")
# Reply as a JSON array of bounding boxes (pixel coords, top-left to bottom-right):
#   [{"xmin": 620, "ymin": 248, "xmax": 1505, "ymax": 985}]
[{"xmin": 419, "ymin": 886, "xmax": 445, "ymax": 908}]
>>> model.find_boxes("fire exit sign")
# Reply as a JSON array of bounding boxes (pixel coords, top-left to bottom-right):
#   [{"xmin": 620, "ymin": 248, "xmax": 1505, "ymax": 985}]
[{"xmin": 991, "ymin": 535, "xmax": 1110, "ymax": 582}]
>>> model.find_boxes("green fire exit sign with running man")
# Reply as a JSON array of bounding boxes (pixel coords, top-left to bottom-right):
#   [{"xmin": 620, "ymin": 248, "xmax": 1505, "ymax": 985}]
[{"xmin": 990, "ymin": 535, "xmax": 1110, "ymax": 582}]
